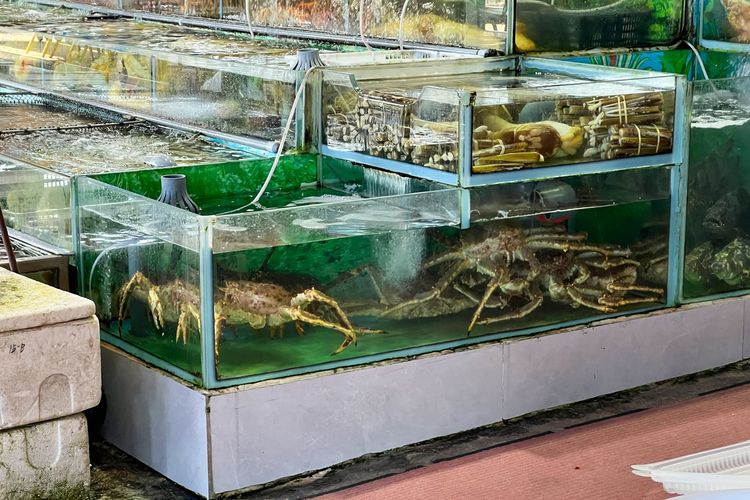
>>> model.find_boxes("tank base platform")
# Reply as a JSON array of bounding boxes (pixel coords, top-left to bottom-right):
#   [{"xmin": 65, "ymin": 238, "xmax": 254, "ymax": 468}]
[{"xmin": 100, "ymin": 296, "xmax": 750, "ymax": 498}]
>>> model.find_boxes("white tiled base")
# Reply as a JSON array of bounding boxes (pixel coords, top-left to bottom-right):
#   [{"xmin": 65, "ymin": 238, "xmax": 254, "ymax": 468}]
[
  {"xmin": 101, "ymin": 297, "xmax": 749, "ymax": 498},
  {"xmin": 0, "ymin": 414, "xmax": 90, "ymax": 500}
]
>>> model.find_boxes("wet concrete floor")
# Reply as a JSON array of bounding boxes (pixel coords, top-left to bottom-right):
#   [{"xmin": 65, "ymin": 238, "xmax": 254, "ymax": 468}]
[{"xmin": 89, "ymin": 360, "xmax": 750, "ymax": 499}]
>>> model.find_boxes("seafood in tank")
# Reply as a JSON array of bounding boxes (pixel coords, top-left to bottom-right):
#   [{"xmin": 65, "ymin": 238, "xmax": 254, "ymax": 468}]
[
  {"xmin": 322, "ymin": 58, "xmax": 679, "ymax": 183},
  {"xmin": 683, "ymin": 77, "xmax": 750, "ymax": 299},
  {"xmin": 77, "ymin": 157, "xmax": 670, "ymax": 386}
]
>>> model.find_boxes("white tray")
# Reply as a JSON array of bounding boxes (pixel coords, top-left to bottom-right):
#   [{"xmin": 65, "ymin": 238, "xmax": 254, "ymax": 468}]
[{"xmin": 632, "ymin": 440, "xmax": 750, "ymax": 495}]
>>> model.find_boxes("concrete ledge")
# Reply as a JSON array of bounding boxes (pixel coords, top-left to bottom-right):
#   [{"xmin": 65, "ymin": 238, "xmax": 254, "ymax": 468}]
[
  {"xmin": 0, "ymin": 317, "xmax": 101, "ymax": 431},
  {"xmin": 0, "ymin": 414, "xmax": 90, "ymax": 500},
  {"xmin": 100, "ymin": 297, "xmax": 750, "ymax": 498}
]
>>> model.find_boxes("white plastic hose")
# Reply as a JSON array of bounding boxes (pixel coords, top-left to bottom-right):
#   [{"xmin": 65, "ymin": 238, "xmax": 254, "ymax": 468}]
[
  {"xmin": 398, "ymin": 0, "xmax": 410, "ymax": 50},
  {"xmin": 221, "ymin": 67, "xmax": 315, "ymax": 214},
  {"xmin": 244, "ymin": 0, "xmax": 255, "ymax": 38},
  {"xmin": 359, "ymin": 0, "xmax": 374, "ymax": 51}
]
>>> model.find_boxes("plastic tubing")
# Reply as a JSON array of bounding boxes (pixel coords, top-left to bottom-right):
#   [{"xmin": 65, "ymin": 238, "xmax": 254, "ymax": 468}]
[
  {"xmin": 398, "ymin": 0, "xmax": 410, "ymax": 50},
  {"xmin": 359, "ymin": 0, "xmax": 374, "ymax": 51},
  {"xmin": 244, "ymin": 0, "xmax": 255, "ymax": 38},
  {"xmin": 219, "ymin": 66, "xmax": 316, "ymax": 214}
]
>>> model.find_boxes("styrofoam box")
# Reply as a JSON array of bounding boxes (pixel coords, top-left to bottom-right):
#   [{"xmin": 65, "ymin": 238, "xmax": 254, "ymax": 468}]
[
  {"xmin": 0, "ymin": 413, "xmax": 90, "ymax": 500},
  {"xmin": 632, "ymin": 440, "xmax": 750, "ymax": 495},
  {"xmin": 0, "ymin": 268, "xmax": 101, "ymax": 430}
]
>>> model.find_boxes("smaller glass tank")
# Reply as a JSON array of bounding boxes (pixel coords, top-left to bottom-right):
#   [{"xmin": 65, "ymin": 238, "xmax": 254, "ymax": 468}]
[
  {"xmin": 0, "ymin": 90, "xmax": 264, "ymax": 249},
  {"xmin": 515, "ymin": 0, "xmax": 685, "ymax": 52},
  {"xmin": 683, "ymin": 77, "xmax": 750, "ymax": 299},
  {"xmin": 701, "ymin": 0, "xmax": 750, "ymax": 44},
  {"xmin": 0, "ymin": 154, "xmax": 70, "ymax": 249},
  {"xmin": 78, "ymin": 156, "xmax": 670, "ymax": 387},
  {"xmin": 322, "ymin": 57, "xmax": 681, "ymax": 186}
]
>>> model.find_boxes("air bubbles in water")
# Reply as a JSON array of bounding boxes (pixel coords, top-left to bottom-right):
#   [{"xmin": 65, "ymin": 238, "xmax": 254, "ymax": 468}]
[
  {"xmin": 375, "ymin": 230, "xmax": 426, "ymax": 289},
  {"xmin": 363, "ymin": 167, "xmax": 412, "ymax": 198}
]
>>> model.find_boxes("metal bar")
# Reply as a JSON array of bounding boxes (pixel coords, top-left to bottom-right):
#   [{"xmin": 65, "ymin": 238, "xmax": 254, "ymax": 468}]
[
  {"xmin": 320, "ymin": 145, "xmax": 461, "ymax": 185},
  {"xmin": 0, "ymin": 77, "xmax": 281, "ymax": 152},
  {"xmin": 198, "ymin": 218, "xmax": 219, "ymax": 389},
  {"xmin": 463, "ymin": 154, "xmax": 676, "ymax": 187},
  {"xmin": 205, "ymin": 304, "xmax": 665, "ymax": 388},
  {"xmin": 699, "ymin": 39, "xmax": 750, "ymax": 53},
  {"xmin": 505, "ymin": 0, "xmax": 515, "ymax": 55},
  {"xmin": 0, "ymin": 119, "xmax": 142, "ymax": 136},
  {"xmin": 458, "ymin": 92, "xmax": 475, "ymax": 187},
  {"xmin": 671, "ymin": 78, "xmax": 692, "ymax": 304},
  {"xmin": 0, "ymin": 205, "xmax": 18, "ymax": 272},
  {"xmin": 22, "ymin": 0, "xmax": 492, "ymax": 56}
]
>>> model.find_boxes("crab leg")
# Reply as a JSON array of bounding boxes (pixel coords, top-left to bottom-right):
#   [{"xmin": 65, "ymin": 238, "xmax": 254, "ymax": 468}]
[
  {"xmin": 175, "ymin": 302, "xmax": 200, "ymax": 344},
  {"xmin": 528, "ymin": 241, "xmax": 631, "ymax": 257},
  {"xmin": 303, "ymin": 289, "xmax": 356, "ymax": 331},
  {"xmin": 381, "ymin": 259, "xmax": 472, "ymax": 318},
  {"xmin": 117, "ymin": 271, "xmax": 156, "ymax": 332},
  {"xmin": 474, "ymin": 293, "xmax": 544, "ymax": 327},
  {"xmin": 607, "ymin": 283, "xmax": 665, "ymax": 296},
  {"xmin": 566, "ymin": 288, "xmax": 616, "ymax": 313},
  {"xmin": 468, "ymin": 269, "xmax": 532, "ymax": 332},
  {"xmin": 286, "ymin": 308, "xmax": 358, "ymax": 355},
  {"xmin": 598, "ymin": 295, "xmax": 663, "ymax": 308}
]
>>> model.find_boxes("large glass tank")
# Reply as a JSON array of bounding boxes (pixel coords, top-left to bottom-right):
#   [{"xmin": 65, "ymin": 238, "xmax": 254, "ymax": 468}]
[
  {"xmin": 322, "ymin": 57, "xmax": 684, "ymax": 187},
  {"xmin": 0, "ymin": 1, "xmax": 476, "ymax": 150},
  {"xmin": 0, "ymin": 90, "xmax": 263, "ymax": 249},
  {"xmin": 683, "ymin": 76, "xmax": 750, "ymax": 300},
  {"xmin": 515, "ymin": 0, "xmax": 686, "ymax": 52},
  {"xmin": 22, "ymin": 0, "xmax": 507, "ymax": 51},
  {"xmin": 701, "ymin": 0, "xmax": 750, "ymax": 45},
  {"xmin": 77, "ymin": 155, "xmax": 671, "ymax": 387}
]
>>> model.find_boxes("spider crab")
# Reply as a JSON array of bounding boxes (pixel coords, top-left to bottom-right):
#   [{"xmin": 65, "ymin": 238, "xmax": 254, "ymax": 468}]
[
  {"xmin": 380, "ymin": 225, "xmax": 633, "ymax": 332},
  {"xmin": 116, "ymin": 271, "xmax": 374, "ymax": 362},
  {"xmin": 534, "ymin": 251, "xmax": 664, "ymax": 316}
]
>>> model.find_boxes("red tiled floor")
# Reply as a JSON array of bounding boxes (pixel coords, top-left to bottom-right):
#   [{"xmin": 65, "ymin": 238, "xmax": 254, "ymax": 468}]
[{"xmin": 320, "ymin": 384, "xmax": 750, "ymax": 500}]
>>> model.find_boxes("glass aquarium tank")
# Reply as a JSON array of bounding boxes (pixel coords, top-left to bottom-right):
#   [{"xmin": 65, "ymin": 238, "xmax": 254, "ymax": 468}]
[
  {"xmin": 0, "ymin": 4, "xmax": 474, "ymax": 150},
  {"xmin": 515, "ymin": 0, "xmax": 686, "ymax": 52},
  {"xmin": 77, "ymin": 155, "xmax": 671, "ymax": 387},
  {"xmin": 701, "ymin": 0, "xmax": 750, "ymax": 45},
  {"xmin": 0, "ymin": 154, "xmax": 71, "ymax": 249},
  {"xmin": 683, "ymin": 76, "xmax": 750, "ymax": 300},
  {"xmin": 17, "ymin": 0, "xmax": 507, "ymax": 52},
  {"xmin": 322, "ymin": 56, "xmax": 684, "ymax": 186},
  {"xmin": 0, "ymin": 89, "xmax": 265, "ymax": 249}
]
